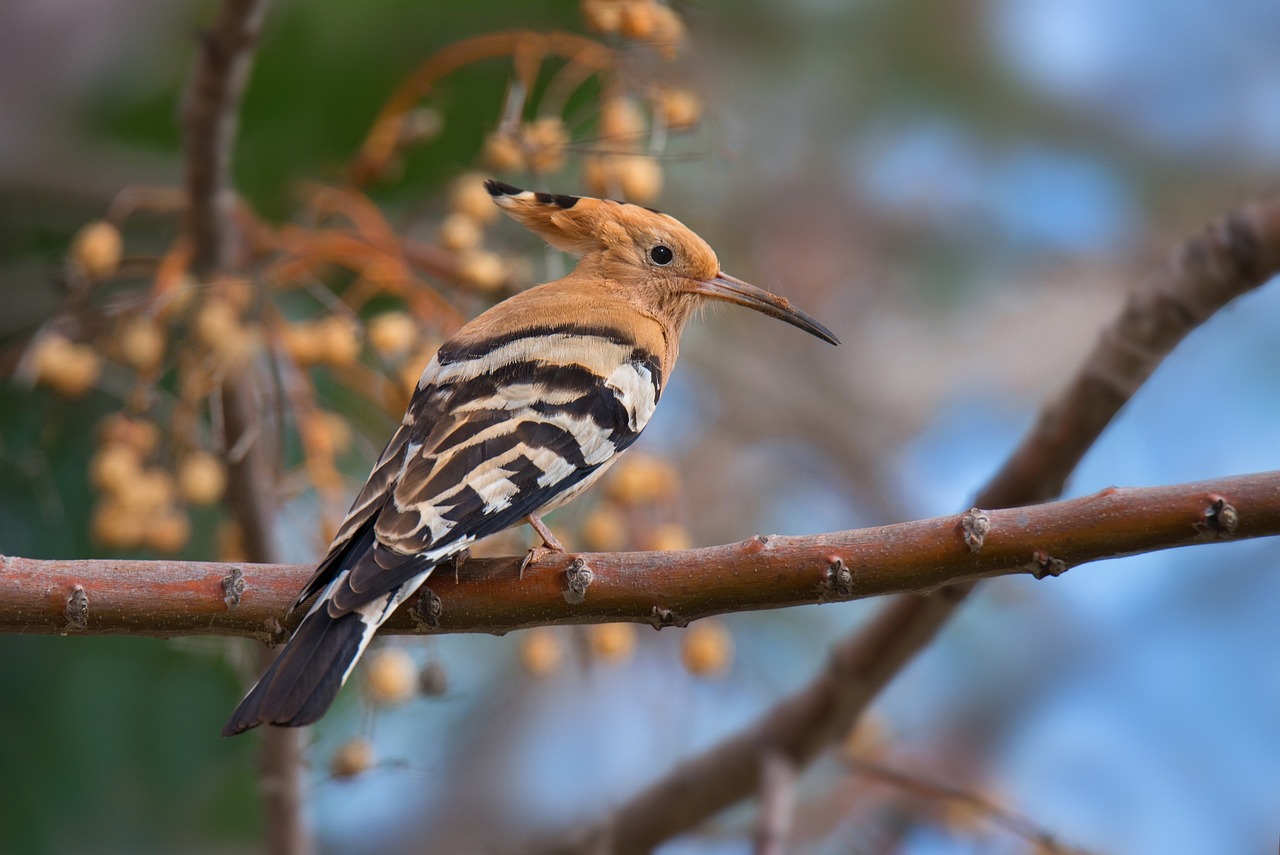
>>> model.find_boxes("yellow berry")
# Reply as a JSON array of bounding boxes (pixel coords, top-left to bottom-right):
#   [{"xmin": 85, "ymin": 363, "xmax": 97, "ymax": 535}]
[
  {"xmin": 601, "ymin": 96, "xmax": 647, "ymax": 142},
  {"xmin": 178, "ymin": 452, "xmax": 226, "ymax": 505},
  {"xmin": 302, "ymin": 411, "xmax": 353, "ymax": 458},
  {"xmin": 520, "ymin": 626, "xmax": 564, "ymax": 676},
  {"xmin": 211, "ymin": 324, "xmax": 259, "ymax": 370},
  {"xmin": 681, "ymin": 619, "xmax": 734, "ymax": 677},
  {"xmin": 619, "ymin": 0, "xmax": 657, "ymax": 38},
  {"xmin": 581, "ymin": 505, "xmax": 628, "ymax": 551},
  {"xmin": 582, "ymin": 154, "xmax": 662, "ymax": 203},
  {"xmin": 178, "ymin": 360, "xmax": 215, "ymax": 402},
  {"xmin": 438, "ymin": 212, "xmax": 482, "ymax": 252},
  {"xmin": 70, "ymin": 221, "xmax": 123, "ymax": 280},
  {"xmin": 589, "ymin": 623, "xmax": 637, "ymax": 663},
  {"xmin": 30, "ymin": 333, "xmax": 71, "ymax": 377},
  {"xmin": 193, "ymin": 299, "xmax": 239, "ymax": 349},
  {"xmin": 317, "ymin": 316, "xmax": 361, "ymax": 366},
  {"xmin": 51, "ymin": 346, "xmax": 101, "ymax": 397},
  {"xmin": 658, "ymin": 88, "xmax": 703, "ymax": 129},
  {"xmin": 582, "ymin": 156, "xmax": 614, "ymax": 198},
  {"xmin": 330, "ymin": 738, "xmax": 375, "ymax": 779},
  {"xmin": 522, "ymin": 117, "xmax": 569, "ymax": 174},
  {"xmin": 90, "ymin": 443, "xmax": 142, "ymax": 494},
  {"xmin": 365, "ymin": 647, "xmax": 418, "ymax": 707},
  {"xmin": 616, "ymin": 155, "xmax": 663, "ymax": 202},
  {"xmin": 607, "ymin": 453, "xmax": 678, "ymax": 505},
  {"xmin": 449, "ymin": 173, "xmax": 500, "ymax": 224},
  {"xmin": 32, "ymin": 334, "xmax": 101, "ymax": 397},
  {"xmin": 366, "ymin": 311, "xmax": 418, "ymax": 358},
  {"xmin": 118, "ymin": 318, "xmax": 166, "ymax": 373},
  {"xmin": 161, "ymin": 275, "xmax": 198, "ymax": 315},
  {"xmin": 99, "ymin": 414, "xmax": 159, "ymax": 455},
  {"xmin": 483, "ymin": 131, "xmax": 525, "ymax": 172},
  {"xmin": 282, "ymin": 322, "xmax": 324, "ymax": 366},
  {"xmin": 457, "ymin": 251, "xmax": 506, "ymax": 292},
  {"xmin": 647, "ymin": 3, "xmax": 686, "ymax": 57},
  {"xmin": 145, "ymin": 508, "xmax": 191, "ymax": 553},
  {"xmin": 120, "ymin": 468, "xmax": 176, "ymax": 513},
  {"xmin": 90, "ymin": 500, "xmax": 146, "ymax": 550},
  {"xmin": 581, "ymin": 0, "xmax": 623, "ymax": 33},
  {"xmin": 646, "ymin": 522, "xmax": 691, "ymax": 551}
]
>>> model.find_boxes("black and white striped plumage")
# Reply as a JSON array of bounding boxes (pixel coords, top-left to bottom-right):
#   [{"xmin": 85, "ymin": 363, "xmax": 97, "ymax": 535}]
[{"xmin": 223, "ymin": 181, "xmax": 836, "ymax": 735}]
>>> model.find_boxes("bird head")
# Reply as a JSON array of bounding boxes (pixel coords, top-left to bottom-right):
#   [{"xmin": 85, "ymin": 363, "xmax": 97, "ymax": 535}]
[{"xmin": 484, "ymin": 180, "xmax": 838, "ymax": 345}]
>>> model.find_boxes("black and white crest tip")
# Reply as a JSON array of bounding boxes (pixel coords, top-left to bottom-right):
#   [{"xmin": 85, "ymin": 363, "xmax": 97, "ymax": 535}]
[{"xmin": 483, "ymin": 179, "xmax": 579, "ymax": 209}]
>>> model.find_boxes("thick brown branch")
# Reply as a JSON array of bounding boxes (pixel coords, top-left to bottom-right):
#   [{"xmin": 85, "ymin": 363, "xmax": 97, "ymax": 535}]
[
  {"xmin": 574, "ymin": 196, "xmax": 1280, "ymax": 853},
  {"xmin": 1, "ymin": 471, "xmax": 1277, "ymax": 638}
]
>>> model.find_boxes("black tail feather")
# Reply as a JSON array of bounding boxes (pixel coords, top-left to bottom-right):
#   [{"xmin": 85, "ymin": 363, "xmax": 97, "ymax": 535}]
[{"xmin": 222, "ymin": 607, "xmax": 368, "ymax": 736}]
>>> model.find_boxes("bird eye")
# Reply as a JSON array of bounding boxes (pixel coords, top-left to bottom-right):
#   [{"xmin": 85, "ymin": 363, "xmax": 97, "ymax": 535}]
[{"xmin": 650, "ymin": 245, "xmax": 674, "ymax": 266}]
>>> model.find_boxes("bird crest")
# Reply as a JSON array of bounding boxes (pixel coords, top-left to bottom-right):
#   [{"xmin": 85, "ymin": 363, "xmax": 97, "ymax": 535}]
[{"xmin": 484, "ymin": 179, "xmax": 720, "ymax": 280}]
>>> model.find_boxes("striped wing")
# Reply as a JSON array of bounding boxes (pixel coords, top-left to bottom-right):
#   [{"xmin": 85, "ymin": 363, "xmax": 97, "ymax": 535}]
[{"xmin": 296, "ymin": 326, "xmax": 663, "ymax": 616}]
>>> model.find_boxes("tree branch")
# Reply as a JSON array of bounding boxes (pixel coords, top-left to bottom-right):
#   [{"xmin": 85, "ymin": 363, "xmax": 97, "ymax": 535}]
[
  {"xmin": 182, "ymin": 0, "xmax": 269, "ymax": 274},
  {"xmin": 1, "ymin": 470, "xmax": 1277, "ymax": 638}
]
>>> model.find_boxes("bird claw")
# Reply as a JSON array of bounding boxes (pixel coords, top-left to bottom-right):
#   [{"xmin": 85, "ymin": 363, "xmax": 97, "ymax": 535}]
[
  {"xmin": 520, "ymin": 512, "xmax": 567, "ymax": 579},
  {"xmin": 518, "ymin": 543, "xmax": 564, "ymax": 579},
  {"xmin": 450, "ymin": 547, "xmax": 471, "ymax": 583}
]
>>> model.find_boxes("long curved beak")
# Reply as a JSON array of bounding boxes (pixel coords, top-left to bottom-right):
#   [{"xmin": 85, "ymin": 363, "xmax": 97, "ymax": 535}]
[{"xmin": 692, "ymin": 272, "xmax": 840, "ymax": 345}]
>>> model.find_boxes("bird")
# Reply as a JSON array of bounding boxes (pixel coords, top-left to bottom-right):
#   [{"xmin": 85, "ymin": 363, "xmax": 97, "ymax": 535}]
[{"xmin": 222, "ymin": 179, "xmax": 838, "ymax": 735}]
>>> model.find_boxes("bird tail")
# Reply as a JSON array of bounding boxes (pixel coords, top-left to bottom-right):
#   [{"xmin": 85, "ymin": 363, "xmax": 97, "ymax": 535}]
[{"xmin": 221, "ymin": 602, "xmax": 378, "ymax": 736}]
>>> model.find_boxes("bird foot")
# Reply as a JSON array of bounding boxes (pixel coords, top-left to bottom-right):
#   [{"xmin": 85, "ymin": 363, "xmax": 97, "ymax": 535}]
[
  {"xmin": 520, "ymin": 513, "xmax": 567, "ymax": 579},
  {"xmin": 518, "ymin": 543, "xmax": 565, "ymax": 579}
]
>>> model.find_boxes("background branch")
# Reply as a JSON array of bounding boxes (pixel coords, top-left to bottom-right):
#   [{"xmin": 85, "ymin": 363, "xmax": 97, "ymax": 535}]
[
  {"xmin": 180, "ymin": 2, "xmax": 309, "ymax": 855},
  {"xmin": 2, "ymin": 470, "xmax": 1278, "ymax": 637}
]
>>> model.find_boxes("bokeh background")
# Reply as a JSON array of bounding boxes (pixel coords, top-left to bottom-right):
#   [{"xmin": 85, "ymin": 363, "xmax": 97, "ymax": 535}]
[{"xmin": 2, "ymin": 1, "xmax": 1279, "ymax": 853}]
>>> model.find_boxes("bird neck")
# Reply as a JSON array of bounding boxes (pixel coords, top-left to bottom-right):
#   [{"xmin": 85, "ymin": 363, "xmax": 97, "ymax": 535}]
[{"xmin": 559, "ymin": 266, "xmax": 686, "ymax": 368}]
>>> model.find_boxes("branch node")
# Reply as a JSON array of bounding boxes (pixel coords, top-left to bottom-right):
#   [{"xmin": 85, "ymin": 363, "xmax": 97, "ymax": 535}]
[
  {"xmin": 742, "ymin": 533, "xmax": 770, "ymax": 554},
  {"xmin": 1197, "ymin": 495, "xmax": 1239, "ymax": 538},
  {"xmin": 960, "ymin": 508, "xmax": 991, "ymax": 553},
  {"xmin": 822, "ymin": 557, "xmax": 854, "ymax": 599},
  {"xmin": 221, "ymin": 565, "xmax": 246, "ymax": 609},
  {"xmin": 563, "ymin": 556, "xmax": 593, "ymax": 604},
  {"xmin": 263, "ymin": 616, "xmax": 285, "ymax": 644},
  {"xmin": 649, "ymin": 606, "xmax": 688, "ymax": 630},
  {"xmin": 64, "ymin": 584, "xmax": 89, "ymax": 632},
  {"xmin": 1028, "ymin": 550, "xmax": 1069, "ymax": 580},
  {"xmin": 412, "ymin": 587, "xmax": 443, "ymax": 630}
]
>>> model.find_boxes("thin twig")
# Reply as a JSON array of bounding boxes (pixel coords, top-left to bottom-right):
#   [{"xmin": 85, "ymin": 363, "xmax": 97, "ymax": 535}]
[{"xmin": 845, "ymin": 757, "xmax": 1096, "ymax": 854}]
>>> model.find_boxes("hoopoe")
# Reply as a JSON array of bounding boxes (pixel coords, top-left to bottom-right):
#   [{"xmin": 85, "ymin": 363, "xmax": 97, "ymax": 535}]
[{"xmin": 223, "ymin": 180, "xmax": 837, "ymax": 735}]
